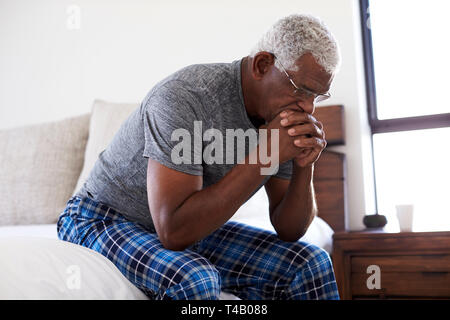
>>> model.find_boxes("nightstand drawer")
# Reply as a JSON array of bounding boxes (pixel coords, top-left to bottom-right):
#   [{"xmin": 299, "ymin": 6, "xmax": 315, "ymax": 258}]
[
  {"xmin": 351, "ymin": 271, "xmax": 450, "ymax": 298},
  {"xmin": 352, "ymin": 255, "xmax": 450, "ymax": 273},
  {"xmin": 350, "ymin": 255, "xmax": 450, "ymax": 298}
]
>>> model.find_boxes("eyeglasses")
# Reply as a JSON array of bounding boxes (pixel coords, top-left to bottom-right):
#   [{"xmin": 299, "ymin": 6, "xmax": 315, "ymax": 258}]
[{"xmin": 276, "ymin": 57, "xmax": 331, "ymax": 103}]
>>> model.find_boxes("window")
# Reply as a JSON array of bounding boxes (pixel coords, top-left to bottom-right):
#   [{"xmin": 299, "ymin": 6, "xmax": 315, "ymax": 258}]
[{"xmin": 360, "ymin": 0, "xmax": 450, "ymax": 230}]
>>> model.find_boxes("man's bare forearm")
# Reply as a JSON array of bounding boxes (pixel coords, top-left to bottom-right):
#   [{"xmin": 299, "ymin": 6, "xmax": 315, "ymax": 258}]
[
  {"xmin": 270, "ymin": 163, "xmax": 317, "ymax": 242},
  {"xmin": 165, "ymin": 147, "xmax": 269, "ymax": 250}
]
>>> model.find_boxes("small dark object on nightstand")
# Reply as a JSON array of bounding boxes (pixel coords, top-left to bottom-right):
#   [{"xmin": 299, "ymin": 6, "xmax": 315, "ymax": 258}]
[{"xmin": 363, "ymin": 214, "xmax": 388, "ymax": 228}]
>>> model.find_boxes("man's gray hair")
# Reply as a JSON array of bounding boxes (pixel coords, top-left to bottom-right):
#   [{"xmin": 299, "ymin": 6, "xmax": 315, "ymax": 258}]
[{"xmin": 250, "ymin": 14, "xmax": 341, "ymax": 75}]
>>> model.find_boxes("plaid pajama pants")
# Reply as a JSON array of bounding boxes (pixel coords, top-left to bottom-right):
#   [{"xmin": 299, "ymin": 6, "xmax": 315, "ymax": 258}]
[{"xmin": 57, "ymin": 196, "xmax": 340, "ymax": 300}]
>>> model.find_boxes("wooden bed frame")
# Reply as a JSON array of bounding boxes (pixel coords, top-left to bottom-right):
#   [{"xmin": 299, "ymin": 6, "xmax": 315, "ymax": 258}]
[{"xmin": 313, "ymin": 105, "xmax": 347, "ymax": 232}]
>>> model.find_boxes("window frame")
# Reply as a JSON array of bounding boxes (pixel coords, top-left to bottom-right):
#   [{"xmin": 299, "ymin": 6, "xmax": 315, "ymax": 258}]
[{"xmin": 359, "ymin": 0, "xmax": 450, "ymax": 134}]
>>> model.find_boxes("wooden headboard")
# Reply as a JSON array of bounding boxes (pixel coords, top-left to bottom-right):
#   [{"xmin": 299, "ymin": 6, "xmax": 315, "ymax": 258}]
[{"xmin": 313, "ymin": 105, "xmax": 347, "ymax": 232}]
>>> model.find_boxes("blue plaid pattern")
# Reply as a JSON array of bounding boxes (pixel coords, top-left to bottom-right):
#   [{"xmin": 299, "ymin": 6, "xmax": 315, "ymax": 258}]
[{"xmin": 57, "ymin": 196, "xmax": 340, "ymax": 300}]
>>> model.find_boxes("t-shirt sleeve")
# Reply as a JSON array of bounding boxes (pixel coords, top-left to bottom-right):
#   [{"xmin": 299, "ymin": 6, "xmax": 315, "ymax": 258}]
[
  {"xmin": 274, "ymin": 159, "xmax": 293, "ymax": 180},
  {"xmin": 141, "ymin": 81, "xmax": 203, "ymax": 176}
]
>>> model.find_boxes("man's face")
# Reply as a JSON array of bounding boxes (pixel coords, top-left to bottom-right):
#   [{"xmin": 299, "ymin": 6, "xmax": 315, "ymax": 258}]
[{"xmin": 260, "ymin": 52, "xmax": 334, "ymax": 121}]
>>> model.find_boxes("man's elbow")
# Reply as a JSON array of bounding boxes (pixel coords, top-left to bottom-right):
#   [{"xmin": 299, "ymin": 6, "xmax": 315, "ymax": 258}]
[
  {"xmin": 161, "ymin": 240, "xmax": 189, "ymax": 251},
  {"xmin": 276, "ymin": 231, "xmax": 304, "ymax": 243},
  {"xmin": 157, "ymin": 227, "xmax": 191, "ymax": 251},
  {"xmin": 275, "ymin": 224, "xmax": 309, "ymax": 242}
]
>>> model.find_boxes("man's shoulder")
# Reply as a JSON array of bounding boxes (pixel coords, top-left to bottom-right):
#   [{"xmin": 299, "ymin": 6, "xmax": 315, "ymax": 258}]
[
  {"xmin": 145, "ymin": 60, "xmax": 237, "ymax": 104},
  {"xmin": 178, "ymin": 61, "xmax": 234, "ymax": 76},
  {"xmin": 166, "ymin": 61, "xmax": 235, "ymax": 89}
]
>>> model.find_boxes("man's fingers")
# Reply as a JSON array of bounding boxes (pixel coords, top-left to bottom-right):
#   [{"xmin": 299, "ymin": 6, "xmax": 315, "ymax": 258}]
[
  {"xmin": 298, "ymin": 148, "xmax": 312, "ymax": 157},
  {"xmin": 287, "ymin": 123, "xmax": 324, "ymax": 138},
  {"xmin": 280, "ymin": 110, "xmax": 313, "ymax": 124},
  {"xmin": 317, "ymin": 121, "xmax": 324, "ymax": 131},
  {"xmin": 295, "ymin": 148, "xmax": 322, "ymax": 167},
  {"xmin": 293, "ymin": 136, "xmax": 327, "ymax": 149},
  {"xmin": 280, "ymin": 110, "xmax": 324, "ymax": 137},
  {"xmin": 280, "ymin": 111, "xmax": 315, "ymax": 127}
]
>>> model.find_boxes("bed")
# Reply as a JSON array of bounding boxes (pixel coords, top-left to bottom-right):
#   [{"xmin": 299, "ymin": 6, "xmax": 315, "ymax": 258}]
[
  {"xmin": 0, "ymin": 215, "xmax": 335, "ymax": 300},
  {"xmin": 0, "ymin": 104, "xmax": 346, "ymax": 300}
]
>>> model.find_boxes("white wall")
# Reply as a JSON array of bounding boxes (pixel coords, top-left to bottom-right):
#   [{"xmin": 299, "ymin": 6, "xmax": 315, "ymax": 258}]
[{"xmin": 0, "ymin": 0, "xmax": 373, "ymax": 230}]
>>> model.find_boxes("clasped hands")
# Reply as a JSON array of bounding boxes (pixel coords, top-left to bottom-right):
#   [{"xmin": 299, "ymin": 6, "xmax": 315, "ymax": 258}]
[{"xmin": 262, "ymin": 105, "xmax": 327, "ymax": 168}]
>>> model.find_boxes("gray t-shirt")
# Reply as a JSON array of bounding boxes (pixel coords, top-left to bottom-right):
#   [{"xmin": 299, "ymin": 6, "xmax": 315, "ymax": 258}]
[{"xmin": 76, "ymin": 59, "xmax": 292, "ymax": 232}]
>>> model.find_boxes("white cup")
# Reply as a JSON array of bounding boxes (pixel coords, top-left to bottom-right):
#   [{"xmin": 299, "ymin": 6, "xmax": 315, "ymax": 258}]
[{"xmin": 396, "ymin": 204, "xmax": 414, "ymax": 232}]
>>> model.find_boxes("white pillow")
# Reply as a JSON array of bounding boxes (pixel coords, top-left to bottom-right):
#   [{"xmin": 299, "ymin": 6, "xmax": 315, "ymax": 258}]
[
  {"xmin": 73, "ymin": 100, "xmax": 139, "ymax": 194},
  {"xmin": 0, "ymin": 237, "xmax": 148, "ymax": 299},
  {"xmin": 0, "ymin": 114, "xmax": 90, "ymax": 226}
]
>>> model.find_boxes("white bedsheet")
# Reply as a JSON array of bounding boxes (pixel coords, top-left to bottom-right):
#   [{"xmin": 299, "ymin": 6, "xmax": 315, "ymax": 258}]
[
  {"xmin": 0, "ymin": 237, "xmax": 149, "ymax": 300},
  {"xmin": 0, "ymin": 224, "xmax": 58, "ymax": 239}
]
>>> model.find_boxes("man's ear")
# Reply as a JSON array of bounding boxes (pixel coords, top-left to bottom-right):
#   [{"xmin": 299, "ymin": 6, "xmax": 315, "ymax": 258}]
[{"xmin": 251, "ymin": 51, "xmax": 275, "ymax": 80}]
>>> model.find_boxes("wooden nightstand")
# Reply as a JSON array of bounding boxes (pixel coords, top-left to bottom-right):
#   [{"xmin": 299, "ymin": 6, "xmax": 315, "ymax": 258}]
[{"xmin": 332, "ymin": 230, "xmax": 450, "ymax": 299}]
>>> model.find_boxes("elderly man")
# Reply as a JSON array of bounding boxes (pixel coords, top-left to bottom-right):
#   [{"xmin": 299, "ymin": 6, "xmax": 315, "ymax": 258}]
[{"xmin": 57, "ymin": 14, "xmax": 341, "ymax": 300}]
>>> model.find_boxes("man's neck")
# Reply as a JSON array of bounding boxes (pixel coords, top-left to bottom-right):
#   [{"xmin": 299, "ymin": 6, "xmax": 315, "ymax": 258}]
[{"xmin": 240, "ymin": 57, "xmax": 265, "ymax": 127}]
